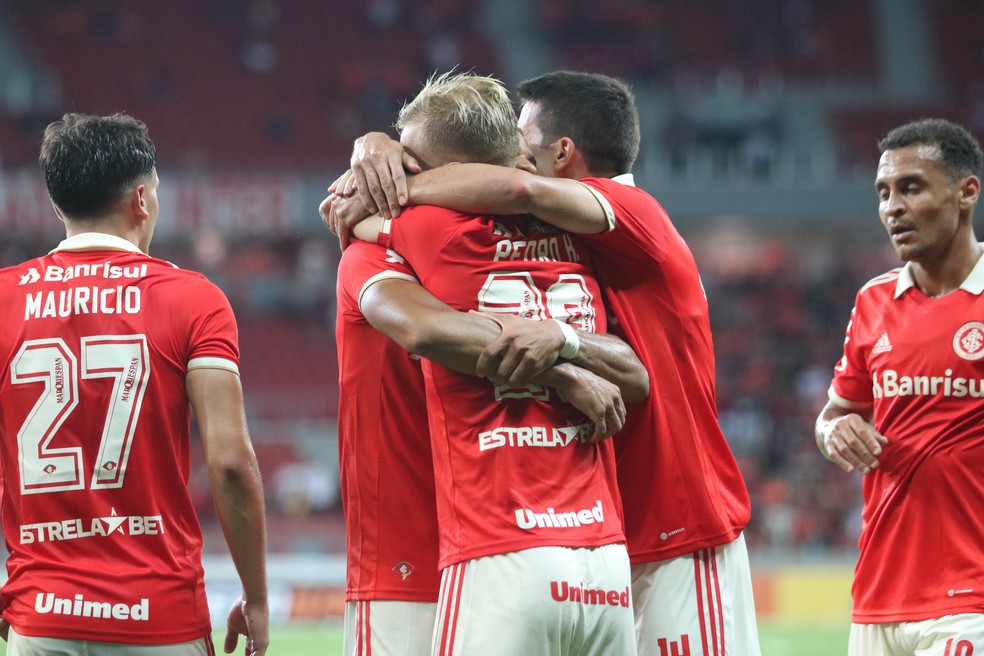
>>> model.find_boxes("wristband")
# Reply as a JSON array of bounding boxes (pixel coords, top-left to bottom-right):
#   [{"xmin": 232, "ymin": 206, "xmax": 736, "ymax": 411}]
[{"xmin": 554, "ymin": 320, "xmax": 581, "ymax": 360}]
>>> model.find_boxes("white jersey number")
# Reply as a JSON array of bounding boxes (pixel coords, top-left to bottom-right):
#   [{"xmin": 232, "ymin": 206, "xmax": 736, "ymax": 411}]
[
  {"xmin": 477, "ymin": 272, "xmax": 596, "ymax": 400},
  {"xmin": 12, "ymin": 335, "xmax": 149, "ymax": 495}
]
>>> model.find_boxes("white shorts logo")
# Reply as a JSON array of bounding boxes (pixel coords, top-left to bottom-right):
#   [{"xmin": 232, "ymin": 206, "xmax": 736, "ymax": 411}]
[{"xmin": 953, "ymin": 322, "xmax": 984, "ymax": 360}]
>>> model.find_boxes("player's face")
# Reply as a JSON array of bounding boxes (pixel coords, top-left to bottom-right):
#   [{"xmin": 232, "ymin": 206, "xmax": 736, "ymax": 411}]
[
  {"xmin": 876, "ymin": 145, "xmax": 967, "ymax": 264},
  {"xmin": 518, "ymin": 101, "xmax": 560, "ymax": 178},
  {"xmin": 400, "ymin": 123, "xmax": 444, "ymax": 171},
  {"xmin": 515, "ymin": 133, "xmax": 537, "ymax": 174}
]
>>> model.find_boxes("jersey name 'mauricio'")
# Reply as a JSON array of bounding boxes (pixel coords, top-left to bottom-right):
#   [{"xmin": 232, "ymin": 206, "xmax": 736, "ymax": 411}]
[
  {"xmin": 873, "ymin": 368, "xmax": 984, "ymax": 399},
  {"xmin": 24, "ymin": 286, "xmax": 141, "ymax": 320}
]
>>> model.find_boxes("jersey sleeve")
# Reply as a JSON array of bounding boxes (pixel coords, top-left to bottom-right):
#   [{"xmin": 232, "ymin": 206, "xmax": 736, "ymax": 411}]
[
  {"xmin": 377, "ymin": 205, "xmax": 463, "ymax": 279},
  {"xmin": 182, "ymin": 277, "xmax": 241, "ymax": 374},
  {"xmin": 829, "ymin": 300, "xmax": 873, "ymax": 409},
  {"xmin": 337, "ymin": 241, "xmax": 419, "ymax": 320},
  {"xmin": 578, "ymin": 178, "xmax": 670, "ymax": 264}
]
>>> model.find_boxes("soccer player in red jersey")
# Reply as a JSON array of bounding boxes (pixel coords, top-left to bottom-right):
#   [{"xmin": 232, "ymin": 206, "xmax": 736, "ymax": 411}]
[
  {"xmin": 816, "ymin": 118, "xmax": 984, "ymax": 655},
  {"xmin": 0, "ymin": 114, "xmax": 268, "ymax": 655},
  {"xmin": 335, "ymin": 239, "xmax": 441, "ymax": 655},
  {"xmin": 330, "ymin": 72, "xmax": 650, "ymax": 655},
  {"xmin": 332, "ymin": 71, "xmax": 759, "ymax": 656}
]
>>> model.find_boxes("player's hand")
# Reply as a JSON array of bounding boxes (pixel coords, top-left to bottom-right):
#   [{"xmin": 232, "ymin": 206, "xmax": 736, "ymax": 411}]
[
  {"xmin": 474, "ymin": 313, "xmax": 565, "ymax": 386},
  {"xmin": 224, "ymin": 594, "xmax": 269, "ymax": 656},
  {"xmin": 327, "ymin": 168, "xmax": 358, "ymax": 198},
  {"xmin": 349, "ymin": 132, "xmax": 421, "ymax": 220},
  {"xmin": 554, "ymin": 366, "xmax": 626, "ymax": 442},
  {"xmin": 0, "ymin": 616, "xmax": 9, "ymax": 641},
  {"xmin": 820, "ymin": 413, "xmax": 889, "ymax": 474},
  {"xmin": 320, "ymin": 193, "xmax": 372, "ymax": 250}
]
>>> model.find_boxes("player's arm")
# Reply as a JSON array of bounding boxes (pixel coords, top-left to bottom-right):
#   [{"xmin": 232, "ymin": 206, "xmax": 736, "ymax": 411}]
[
  {"xmin": 187, "ymin": 368, "xmax": 269, "ymax": 656},
  {"xmin": 331, "ymin": 133, "xmax": 610, "ymax": 234},
  {"xmin": 406, "ymin": 163, "xmax": 610, "ymax": 234},
  {"xmin": 478, "ymin": 312, "xmax": 649, "ymax": 403},
  {"xmin": 361, "ymin": 278, "xmax": 626, "ymax": 439},
  {"xmin": 814, "ymin": 399, "xmax": 888, "ymax": 474}
]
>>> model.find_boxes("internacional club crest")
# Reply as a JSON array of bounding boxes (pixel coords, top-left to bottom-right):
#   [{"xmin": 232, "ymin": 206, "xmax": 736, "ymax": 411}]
[
  {"xmin": 953, "ymin": 321, "xmax": 984, "ymax": 360},
  {"xmin": 392, "ymin": 561, "xmax": 414, "ymax": 580}
]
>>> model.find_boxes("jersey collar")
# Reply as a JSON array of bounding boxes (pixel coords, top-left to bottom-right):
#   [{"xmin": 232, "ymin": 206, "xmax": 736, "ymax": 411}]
[
  {"xmin": 894, "ymin": 250, "xmax": 984, "ymax": 298},
  {"xmin": 612, "ymin": 173, "xmax": 636, "ymax": 187},
  {"xmin": 50, "ymin": 233, "xmax": 143, "ymax": 255}
]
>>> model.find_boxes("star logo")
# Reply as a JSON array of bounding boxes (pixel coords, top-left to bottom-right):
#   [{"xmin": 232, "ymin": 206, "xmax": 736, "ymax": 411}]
[{"xmin": 100, "ymin": 509, "xmax": 128, "ymax": 535}]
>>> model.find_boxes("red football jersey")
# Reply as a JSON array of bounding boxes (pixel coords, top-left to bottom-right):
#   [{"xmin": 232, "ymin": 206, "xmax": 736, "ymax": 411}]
[
  {"xmin": 0, "ymin": 233, "xmax": 239, "ymax": 643},
  {"xmin": 578, "ymin": 176, "xmax": 751, "ymax": 563},
  {"xmin": 830, "ymin": 261, "xmax": 984, "ymax": 622},
  {"xmin": 379, "ymin": 207, "xmax": 625, "ymax": 569},
  {"xmin": 335, "ymin": 240, "xmax": 441, "ymax": 601}
]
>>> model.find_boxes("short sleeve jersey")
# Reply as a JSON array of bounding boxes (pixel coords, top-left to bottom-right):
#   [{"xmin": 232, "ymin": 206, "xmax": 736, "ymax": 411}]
[
  {"xmin": 0, "ymin": 233, "xmax": 239, "ymax": 643},
  {"xmin": 829, "ymin": 259, "xmax": 984, "ymax": 623},
  {"xmin": 335, "ymin": 240, "xmax": 441, "ymax": 601},
  {"xmin": 578, "ymin": 176, "xmax": 751, "ymax": 563},
  {"xmin": 379, "ymin": 206, "xmax": 625, "ymax": 569}
]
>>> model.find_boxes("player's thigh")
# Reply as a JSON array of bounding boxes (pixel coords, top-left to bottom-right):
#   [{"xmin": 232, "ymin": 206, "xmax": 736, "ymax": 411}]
[
  {"xmin": 852, "ymin": 614, "xmax": 984, "ymax": 655},
  {"xmin": 7, "ymin": 628, "xmax": 211, "ymax": 656},
  {"xmin": 632, "ymin": 533, "xmax": 760, "ymax": 656},
  {"xmin": 432, "ymin": 544, "xmax": 635, "ymax": 656},
  {"xmin": 343, "ymin": 599, "xmax": 437, "ymax": 656},
  {"xmin": 913, "ymin": 613, "xmax": 984, "ymax": 655}
]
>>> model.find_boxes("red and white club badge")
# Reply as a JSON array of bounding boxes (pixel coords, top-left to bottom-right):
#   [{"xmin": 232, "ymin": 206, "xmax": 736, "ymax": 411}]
[{"xmin": 953, "ymin": 321, "xmax": 984, "ymax": 360}]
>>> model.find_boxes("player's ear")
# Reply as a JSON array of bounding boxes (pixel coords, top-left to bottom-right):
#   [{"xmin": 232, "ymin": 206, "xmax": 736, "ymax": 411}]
[
  {"xmin": 130, "ymin": 183, "xmax": 150, "ymax": 223},
  {"xmin": 959, "ymin": 175, "xmax": 980, "ymax": 211},
  {"xmin": 555, "ymin": 137, "xmax": 576, "ymax": 172}
]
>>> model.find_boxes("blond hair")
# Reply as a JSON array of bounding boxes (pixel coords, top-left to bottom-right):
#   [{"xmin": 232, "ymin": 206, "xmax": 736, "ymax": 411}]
[{"xmin": 396, "ymin": 72, "xmax": 519, "ymax": 167}]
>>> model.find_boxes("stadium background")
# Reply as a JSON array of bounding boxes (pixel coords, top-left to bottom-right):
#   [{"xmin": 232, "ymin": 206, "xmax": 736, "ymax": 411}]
[{"xmin": 0, "ymin": 0, "xmax": 981, "ymax": 653}]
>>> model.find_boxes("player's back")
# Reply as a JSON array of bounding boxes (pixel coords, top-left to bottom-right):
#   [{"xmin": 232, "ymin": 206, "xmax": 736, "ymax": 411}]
[
  {"xmin": 0, "ymin": 237, "xmax": 236, "ymax": 643},
  {"xmin": 579, "ymin": 178, "xmax": 751, "ymax": 562}
]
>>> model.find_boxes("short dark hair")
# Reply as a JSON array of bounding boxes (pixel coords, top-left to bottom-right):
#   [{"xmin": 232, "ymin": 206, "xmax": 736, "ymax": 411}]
[
  {"xmin": 39, "ymin": 112, "xmax": 156, "ymax": 219},
  {"xmin": 516, "ymin": 71, "xmax": 640, "ymax": 175},
  {"xmin": 879, "ymin": 118, "xmax": 983, "ymax": 181}
]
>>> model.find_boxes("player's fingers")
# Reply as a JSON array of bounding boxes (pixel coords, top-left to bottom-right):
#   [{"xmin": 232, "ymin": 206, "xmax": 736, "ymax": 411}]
[
  {"xmin": 327, "ymin": 170, "xmax": 349, "ymax": 195},
  {"xmin": 362, "ymin": 166, "xmax": 392, "ymax": 220},
  {"xmin": 383, "ymin": 160, "xmax": 407, "ymax": 218},
  {"xmin": 339, "ymin": 222, "xmax": 352, "ymax": 251},
  {"xmin": 476, "ymin": 339, "xmax": 509, "ymax": 378},
  {"xmin": 318, "ymin": 196, "xmax": 333, "ymax": 231},
  {"xmin": 223, "ymin": 628, "xmax": 239, "ymax": 654},
  {"xmin": 402, "ymin": 151, "xmax": 423, "ymax": 175},
  {"xmin": 844, "ymin": 438, "xmax": 880, "ymax": 474},
  {"xmin": 352, "ymin": 168, "xmax": 378, "ymax": 216},
  {"xmin": 615, "ymin": 395, "xmax": 626, "ymax": 428}
]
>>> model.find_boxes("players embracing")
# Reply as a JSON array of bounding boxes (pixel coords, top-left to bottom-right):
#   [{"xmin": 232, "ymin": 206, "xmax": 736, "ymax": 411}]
[{"xmin": 329, "ymin": 70, "xmax": 760, "ymax": 656}]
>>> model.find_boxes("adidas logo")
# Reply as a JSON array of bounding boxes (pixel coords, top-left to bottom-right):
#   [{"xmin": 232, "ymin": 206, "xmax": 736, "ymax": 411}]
[{"xmin": 873, "ymin": 333, "xmax": 892, "ymax": 354}]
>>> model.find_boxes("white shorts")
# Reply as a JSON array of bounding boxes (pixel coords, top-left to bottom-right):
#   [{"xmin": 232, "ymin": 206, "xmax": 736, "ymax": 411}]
[
  {"xmin": 6, "ymin": 627, "xmax": 213, "ymax": 655},
  {"xmin": 343, "ymin": 599, "xmax": 438, "ymax": 656},
  {"xmin": 850, "ymin": 613, "xmax": 984, "ymax": 655},
  {"xmin": 631, "ymin": 533, "xmax": 760, "ymax": 656},
  {"xmin": 432, "ymin": 543, "xmax": 636, "ymax": 656}
]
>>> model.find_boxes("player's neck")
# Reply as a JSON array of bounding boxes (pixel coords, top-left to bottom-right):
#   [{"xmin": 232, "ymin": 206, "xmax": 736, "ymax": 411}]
[
  {"xmin": 64, "ymin": 216, "xmax": 142, "ymax": 251},
  {"xmin": 911, "ymin": 238, "xmax": 983, "ymax": 299}
]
